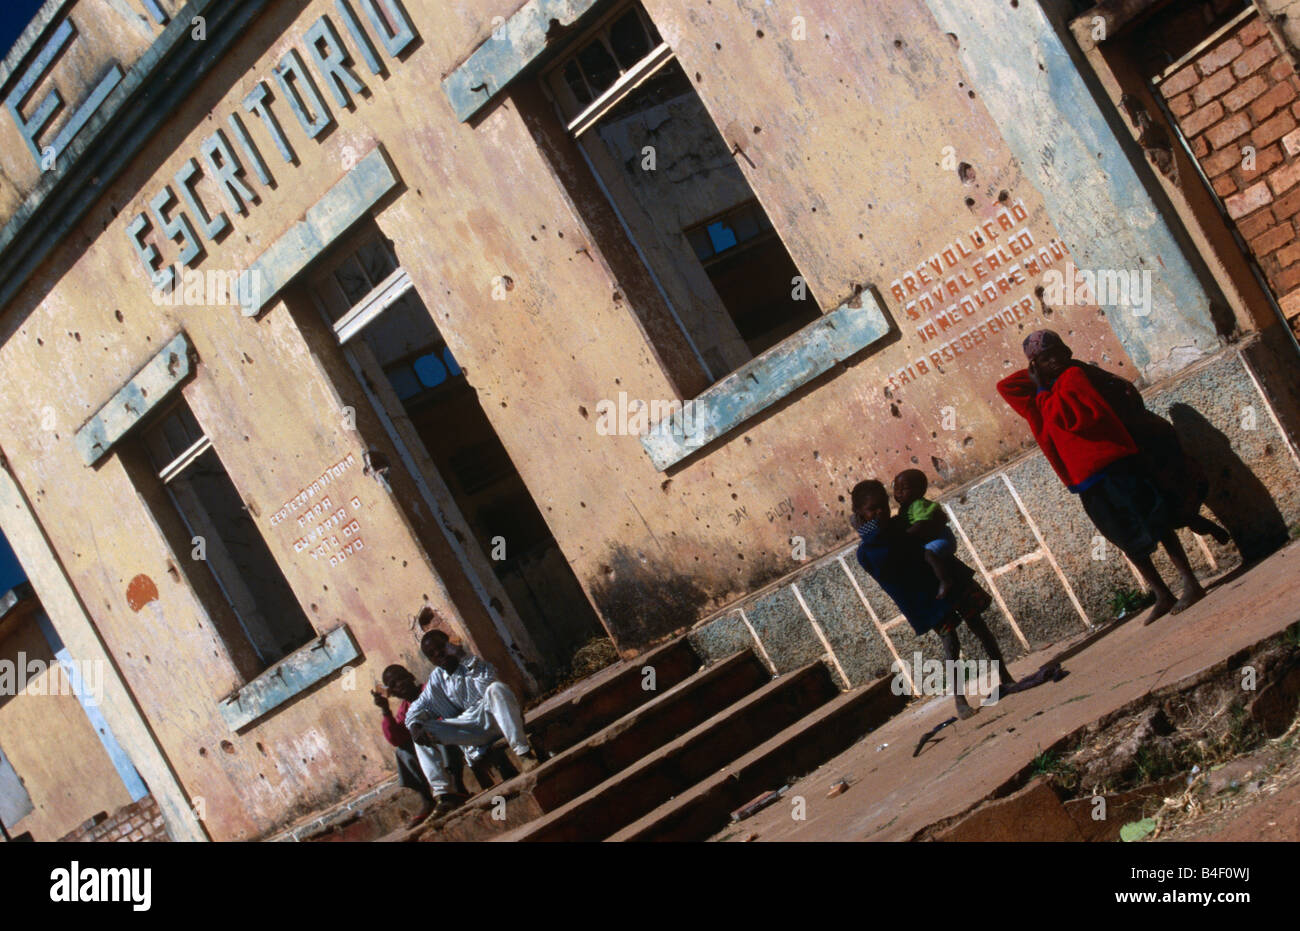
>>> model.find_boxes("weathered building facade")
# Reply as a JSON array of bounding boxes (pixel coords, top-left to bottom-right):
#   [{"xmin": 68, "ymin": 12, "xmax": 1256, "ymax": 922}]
[{"xmin": 0, "ymin": 0, "xmax": 1298, "ymax": 841}]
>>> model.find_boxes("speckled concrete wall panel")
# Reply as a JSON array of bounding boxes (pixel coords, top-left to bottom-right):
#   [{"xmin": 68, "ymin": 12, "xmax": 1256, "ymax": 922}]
[
  {"xmin": 1145, "ymin": 351, "xmax": 1300, "ymax": 562},
  {"xmin": 1003, "ymin": 453, "xmax": 1134, "ymax": 625},
  {"xmin": 881, "ymin": 620, "xmax": 938, "ymax": 679},
  {"xmin": 743, "ymin": 586, "xmax": 824, "ymax": 675},
  {"xmin": 993, "ymin": 559, "xmax": 1086, "ymax": 649},
  {"xmin": 687, "ymin": 611, "xmax": 757, "ymax": 666},
  {"xmin": 841, "ymin": 552, "xmax": 904, "ymax": 626},
  {"xmin": 953, "ymin": 601, "xmax": 1029, "ymax": 665},
  {"xmin": 947, "ymin": 476, "xmax": 1035, "ymax": 568},
  {"xmin": 793, "ymin": 560, "xmax": 894, "ymax": 687}
]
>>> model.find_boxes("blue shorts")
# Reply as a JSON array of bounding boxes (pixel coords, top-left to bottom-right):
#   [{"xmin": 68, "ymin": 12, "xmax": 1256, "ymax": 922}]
[{"xmin": 923, "ymin": 533, "xmax": 955, "ymax": 558}]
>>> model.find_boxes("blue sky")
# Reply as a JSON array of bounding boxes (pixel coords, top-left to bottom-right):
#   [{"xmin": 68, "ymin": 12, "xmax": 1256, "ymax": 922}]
[
  {"xmin": 1, "ymin": 0, "xmax": 47, "ymax": 62},
  {"xmin": 0, "ymin": 0, "xmax": 45, "ymax": 594}
]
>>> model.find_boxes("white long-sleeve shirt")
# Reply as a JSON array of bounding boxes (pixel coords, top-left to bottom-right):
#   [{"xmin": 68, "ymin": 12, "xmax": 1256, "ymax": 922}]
[
  {"xmin": 429, "ymin": 655, "xmax": 498, "ymax": 713},
  {"xmin": 403, "ymin": 654, "xmax": 499, "ymax": 738}
]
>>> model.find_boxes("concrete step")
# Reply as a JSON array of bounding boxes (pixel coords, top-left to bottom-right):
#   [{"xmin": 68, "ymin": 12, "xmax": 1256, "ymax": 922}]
[
  {"xmin": 524, "ymin": 637, "xmax": 702, "ymax": 758},
  {"xmin": 416, "ymin": 649, "xmax": 769, "ymax": 841},
  {"xmin": 608, "ymin": 676, "xmax": 907, "ymax": 842},
  {"xmin": 500, "ymin": 660, "xmax": 840, "ymax": 842}
]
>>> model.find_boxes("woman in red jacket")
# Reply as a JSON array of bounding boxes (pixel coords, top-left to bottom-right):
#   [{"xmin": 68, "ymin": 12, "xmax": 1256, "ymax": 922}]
[{"xmin": 997, "ymin": 330, "xmax": 1205, "ymax": 624}]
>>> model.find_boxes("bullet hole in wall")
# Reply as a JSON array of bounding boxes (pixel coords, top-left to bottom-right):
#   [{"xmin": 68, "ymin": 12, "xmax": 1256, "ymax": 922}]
[
  {"xmin": 965, "ymin": 197, "xmax": 975, "ymax": 208},
  {"xmin": 220, "ymin": 740, "xmax": 235, "ymax": 754},
  {"xmin": 114, "ymin": 309, "xmax": 124, "ymax": 322},
  {"xmin": 756, "ymin": 29, "xmax": 764, "ymax": 38},
  {"xmin": 578, "ymin": 405, "xmax": 588, "ymax": 418},
  {"xmin": 958, "ymin": 162, "xmax": 975, "ymax": 183}
]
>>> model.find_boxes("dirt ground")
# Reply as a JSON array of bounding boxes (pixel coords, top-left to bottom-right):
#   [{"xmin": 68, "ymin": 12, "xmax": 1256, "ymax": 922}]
[
  {"xmin": 712, "ymin": 541, "xmax": 1300, "ymax": 842},
  {"xmin": 1151, "ymin": 729, "xmax": 1300, "ymax": 842}
]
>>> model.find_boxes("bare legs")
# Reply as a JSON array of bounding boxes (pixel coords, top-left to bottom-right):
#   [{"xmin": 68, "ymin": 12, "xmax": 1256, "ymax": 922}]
[
  {"xmin": 925, "ymin": 550, "xmax": 957, "ymax": 600},
  {"xmin": 1160, "ymin": 532, "xmax": 1206, "ymax": 612},
  {"xmin": 1132, "ymin": 533, "xmax": 1206, "ymax": 626},
  {"xmin": 938, "ymin": 615, "xmax": 1017, "ymax": 719}
]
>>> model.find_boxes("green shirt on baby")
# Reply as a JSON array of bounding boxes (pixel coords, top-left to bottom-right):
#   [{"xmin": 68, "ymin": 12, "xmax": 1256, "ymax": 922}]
[{"xmin": 906, "ymin": 498, "xmax": 942, "ymax": 524}]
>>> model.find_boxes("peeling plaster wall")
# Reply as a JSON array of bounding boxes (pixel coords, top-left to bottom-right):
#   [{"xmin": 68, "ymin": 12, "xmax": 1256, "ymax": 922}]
[{"xmin": 0, "ymin": 608, "xmax": 133, "ymax": 841}]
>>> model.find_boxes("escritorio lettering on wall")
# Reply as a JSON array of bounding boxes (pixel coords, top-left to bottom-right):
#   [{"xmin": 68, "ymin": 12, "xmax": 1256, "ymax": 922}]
[{"xmin": 122, "ymin": 0, "xmax": 418, "ymax": 295}]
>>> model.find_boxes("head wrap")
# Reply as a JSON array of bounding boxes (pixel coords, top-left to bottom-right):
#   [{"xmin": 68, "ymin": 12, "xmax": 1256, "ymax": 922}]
[{"xmin": 1022, "ymin": 329, "xmax": 1065, "ymax": 361}]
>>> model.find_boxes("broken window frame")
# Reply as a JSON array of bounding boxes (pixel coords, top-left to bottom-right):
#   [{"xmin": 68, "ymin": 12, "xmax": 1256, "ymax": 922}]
[
  {"xmin": 539, "ymin": 1, "xmax": 823, "ymax": 387},
  {"xmin": 546, "ymin": 4, "xmax": 672, "ymax": 135},
  {"xmin": 142, "ymin": 401, "xmax": 317, "ymax": 672}
]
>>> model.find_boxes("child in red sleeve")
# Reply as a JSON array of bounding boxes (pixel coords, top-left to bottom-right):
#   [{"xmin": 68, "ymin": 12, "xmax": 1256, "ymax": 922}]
[{"xmin": 997, "ymin": 330, "xmax": 1204, "ymax": 624}]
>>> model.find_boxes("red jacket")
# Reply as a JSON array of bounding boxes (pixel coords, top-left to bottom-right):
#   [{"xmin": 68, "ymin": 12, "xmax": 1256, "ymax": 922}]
[{"xmin": 997, "ymin": 365, "xmax": 1138, "ymax": 488}]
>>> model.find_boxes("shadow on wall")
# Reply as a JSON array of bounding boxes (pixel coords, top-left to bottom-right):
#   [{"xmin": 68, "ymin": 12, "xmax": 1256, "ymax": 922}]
[
  {"xmin": 1169, "ymin": 402, "xmax": 1290, "ymax": 563},
  {"xmin": 588, "ymin": 544, "xmax": 711, "ymax": 654}
]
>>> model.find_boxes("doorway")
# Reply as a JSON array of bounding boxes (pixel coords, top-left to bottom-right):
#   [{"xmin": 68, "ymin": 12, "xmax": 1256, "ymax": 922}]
[{"xmin": 307, "ymin": 229, "xmax": 606, "ymax": 683}]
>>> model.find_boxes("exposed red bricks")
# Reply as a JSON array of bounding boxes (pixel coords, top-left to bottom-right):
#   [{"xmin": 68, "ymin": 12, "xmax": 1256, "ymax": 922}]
[
  {"xmin": 1249, "ymin": 79, "xmax": 1297, "ymax": 121},
  {"xmin": 1160, "ymin": 63, "xmax": 1199, "ymax": 98},
  {"xmin": 1250, "ymin": 223, "xmax": 1293, "ymax": 255},
  {"xmin": 1223, "ymin": 74, "xmax": 1269, "ymax": 111},
  {"xmin": 58, "ymin": 795, "xmax": 170, "ymax": 843},
  {"xmin": 1232, "ymin": 40, "xmax": 1277, "ymax": 79},
  {"xmin": 1194, "ymin": 67, "xmax": 1236, "ymax": 106},
  {"xmin": 1207, "ymin": 110, "xmax": 1252, "ymax": 148},
  {"xmin": 1252, "ymin": 110, "xmax": 1297, "ymax": 148},
  {"xmin": 1237, "ymin": 208, "xmax": 1276, "ymax": 241},
  {"xmin": 1238, "ymin": 18, "xmax": 1269, "ymax": 47},
  {"xmin": 1197, "ymin": 37, "xmax": 1243, "ymax": 76},
  {"xmin": 1226, "ymin": 180, "xmax": 1273, "ymax": 218},
  {"xmin": 1163, "ymin": 12, "xmax": 1300, "ymax": 334}
]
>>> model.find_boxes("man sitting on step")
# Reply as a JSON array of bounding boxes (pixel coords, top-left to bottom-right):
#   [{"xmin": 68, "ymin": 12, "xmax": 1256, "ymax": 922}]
[{"xmin": 405, "ymin": 629, "xmax": 541, "ymax": 813}]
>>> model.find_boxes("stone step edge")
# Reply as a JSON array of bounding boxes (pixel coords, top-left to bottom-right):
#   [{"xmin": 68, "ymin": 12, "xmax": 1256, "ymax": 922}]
[
  {"xmin": 416, "ymin": 649, "xmax": 767, "ymax": 838},
  {"xmin": 607, "ymin": 675, "xmax": 906, "ymax": 842},
  {"xmin": 498, "ymin": 660, "xmax": 837, "ymax": 842},
  {"xmin": 524, "ymin": 637, "xmax": 702, "ymax": 753}
]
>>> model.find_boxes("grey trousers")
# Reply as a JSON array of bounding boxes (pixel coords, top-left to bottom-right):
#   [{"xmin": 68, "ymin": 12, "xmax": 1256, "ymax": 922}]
[
  {"xmin": 394, "ymin": 745, "xmax": 433, "ymax": 802},
  {"xmin": 413, "ymin": 682, "xmax": 530, "ymax": 791}
]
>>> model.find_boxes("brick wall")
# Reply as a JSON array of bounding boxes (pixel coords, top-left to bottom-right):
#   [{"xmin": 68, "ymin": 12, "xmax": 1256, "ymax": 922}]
[
  {"xmin": 58, "ymin": 794, "xmax": 170, "ymax": 842},
  {"xmin": 1160, "ymin": 11, "xmax": 1300, "ymax": 337}
]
